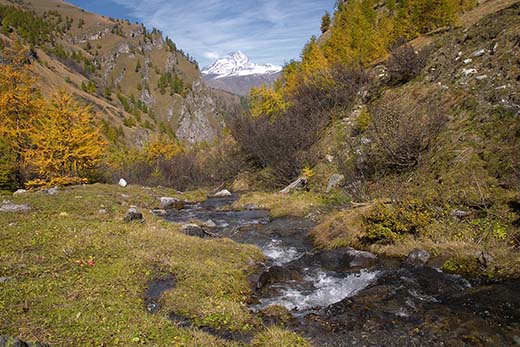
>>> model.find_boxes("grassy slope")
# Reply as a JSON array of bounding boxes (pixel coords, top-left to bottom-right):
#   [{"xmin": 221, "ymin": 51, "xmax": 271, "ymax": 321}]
[
  {"xmin": 0, "ymin": 184, "xmax": 315, "ymax": 346},
  {"xmin": 0, "ymin": 0, "xmax": 206, "ymax": 145}
]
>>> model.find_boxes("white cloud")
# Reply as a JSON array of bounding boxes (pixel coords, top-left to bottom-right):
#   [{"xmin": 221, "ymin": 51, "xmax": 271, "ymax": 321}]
[
  {"xmin": 203, "ymin": 51, "xmax": 221, "ymax": 60},
  {"xmin": 109, "ymin": 0, "xmax": 334, "ymax": 66}
]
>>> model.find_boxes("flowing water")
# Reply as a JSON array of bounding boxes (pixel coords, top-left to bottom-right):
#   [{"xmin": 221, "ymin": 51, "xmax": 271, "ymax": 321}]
[{"xmin": 159, "ymin": 195, "xmax": 520, "ymax": 346}]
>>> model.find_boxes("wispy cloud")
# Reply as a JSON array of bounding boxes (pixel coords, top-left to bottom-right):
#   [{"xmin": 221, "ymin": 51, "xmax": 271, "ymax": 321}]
[{"xmin": 70, "ymin": 0, "xmax": 334, "ymax": 67}]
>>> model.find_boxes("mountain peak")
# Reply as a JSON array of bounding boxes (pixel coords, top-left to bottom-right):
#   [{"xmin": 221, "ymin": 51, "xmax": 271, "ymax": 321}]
[{"xmin": 201, "ymin": 51, "xmax": 282, "ymax": 79}]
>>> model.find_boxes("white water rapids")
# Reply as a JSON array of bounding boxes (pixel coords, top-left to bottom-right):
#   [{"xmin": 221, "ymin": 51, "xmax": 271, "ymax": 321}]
[{"xmin": 256, "ymin": 239, "xmax": 379, "ymax": 312}]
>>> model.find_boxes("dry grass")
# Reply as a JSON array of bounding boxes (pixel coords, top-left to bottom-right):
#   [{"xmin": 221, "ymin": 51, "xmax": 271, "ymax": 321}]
[{"xmin": 233, "ymin": 191, "xmax": 326, "ymax": 218}]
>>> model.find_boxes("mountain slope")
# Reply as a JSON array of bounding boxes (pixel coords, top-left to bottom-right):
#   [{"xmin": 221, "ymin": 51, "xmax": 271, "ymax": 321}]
[
  {"xmin": 202, "ymin": 51, "xmax": 281, "ymax": 96},
  {"xmin": 0, "ymin": 0, "xmax": 233, "ymax": 145}
]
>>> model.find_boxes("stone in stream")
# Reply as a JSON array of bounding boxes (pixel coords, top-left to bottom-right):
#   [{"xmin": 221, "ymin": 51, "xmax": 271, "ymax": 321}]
[
  {"xmin": 0, "ymin": 201, "xmax": 31, "ymax": 213},
  {"xmin": 124, "ymin": 206, "xmax": 143, "ymax": 223},
  {"xmin": 403, "ymin": 249, "xmax": 430, "ymax": 267},
  {"xmin": 311, "ymin": 248, "xmax": 377, "ymax": 272},
  {"xmin": 159, "ymin": 197, "xmax": 185, "ymax": 210},
  {"xmin": 257, "ymin": 266, "xmax": 304, "ymax": 289}
]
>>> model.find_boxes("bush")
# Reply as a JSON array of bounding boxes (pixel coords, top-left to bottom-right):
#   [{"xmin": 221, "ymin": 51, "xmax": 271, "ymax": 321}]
[
  {"xmin": 366, "ymin": 88, "xmax": 447, "ymax": 173},
  {"xmin": 232, "ymin": 65, "xmax": 368, "ymax": 186},
  {"xmin": 386, "ymin": 42, "xmax": 429, "ymax": 85},
  {"xmin": 102, "ymin": 138, "xmax": 246, "ymax": 191}
]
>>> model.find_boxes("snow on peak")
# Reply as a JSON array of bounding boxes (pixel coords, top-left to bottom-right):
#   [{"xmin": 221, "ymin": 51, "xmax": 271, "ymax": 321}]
[{"xmin": 201, "ymin": 51, "xmax": 282, "ymax": 79}]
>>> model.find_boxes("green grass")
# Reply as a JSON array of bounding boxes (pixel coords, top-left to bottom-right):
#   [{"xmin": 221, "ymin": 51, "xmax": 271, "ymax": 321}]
[{"xmin": 0, "ymin": 184, "xmax": 268, "ymax": 346}]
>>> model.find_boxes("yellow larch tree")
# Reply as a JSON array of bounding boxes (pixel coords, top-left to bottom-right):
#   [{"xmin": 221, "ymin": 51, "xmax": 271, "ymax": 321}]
[
  {"xmin": 0, "ymin": 38, "xmax": 43, "ymax": 188},
  {"xmin": 26, "ymin": 90, "xmax": 106, "ymax": 180}
]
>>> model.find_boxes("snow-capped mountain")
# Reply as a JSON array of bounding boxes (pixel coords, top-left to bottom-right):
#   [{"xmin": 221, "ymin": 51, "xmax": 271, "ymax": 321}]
[{"xmin": 201, "ymin": 51, "xmax": 282, "ymax": 95}]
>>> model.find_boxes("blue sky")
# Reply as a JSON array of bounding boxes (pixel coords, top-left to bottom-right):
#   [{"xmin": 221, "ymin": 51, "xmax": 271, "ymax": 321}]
[{"xmin": 68, "ymin": 0, "xmax": 335, "ymax": 67}]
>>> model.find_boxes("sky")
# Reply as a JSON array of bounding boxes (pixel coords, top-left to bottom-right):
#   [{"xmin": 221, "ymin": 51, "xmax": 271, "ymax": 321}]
[{"xmin": 68, "ymin": 0, "xmax": 335, "ymax": 67}]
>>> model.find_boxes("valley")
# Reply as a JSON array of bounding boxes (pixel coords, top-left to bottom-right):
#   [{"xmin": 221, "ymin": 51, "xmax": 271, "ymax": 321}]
[{"xmin": 1, "ymin": 0, "xmax": 520, "ymax": 346}]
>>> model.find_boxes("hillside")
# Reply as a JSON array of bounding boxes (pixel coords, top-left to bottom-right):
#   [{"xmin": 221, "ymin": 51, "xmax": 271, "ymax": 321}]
[
  {"xmin": 0, "ymin": 0, "xmax": 235, "ymax": 145},
  {"xmin": 229, "ymin": 0, "xmax": 520, "ymax": 279}
]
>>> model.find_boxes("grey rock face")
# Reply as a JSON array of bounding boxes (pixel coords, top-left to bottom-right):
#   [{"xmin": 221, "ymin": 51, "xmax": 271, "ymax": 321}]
[{"xmin": 176, "ymin": 81, "xmax": 221, "ymax": 144}]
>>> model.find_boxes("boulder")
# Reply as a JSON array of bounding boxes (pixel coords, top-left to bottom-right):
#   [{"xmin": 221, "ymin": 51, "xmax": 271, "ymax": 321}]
[
  {"xmin": 257, "ymin": 266, "xmax": 304, "ymax": 289},
  {"xmin": 404, "ymin": 249, "xmax": 431, "ymax": 267},
  {"xmin": 0, "ymin": 201, "xmax": 31, "ymax": 213},
  {"xmin": 326, "ymin": 174, "xmax": 345, "ymax": 193},
  {"xmin": 314, "ymin": 248, "xmax": 377, "ymax": 272},
  {"xmin": 159, "ymin": 197, "xmax": 185, "ymax": 210},
  {"xmin": 182, "ymin": 224, "xmax": 206, "ymax": 238},
  {"xmin": 344, "ymin": 249, "xmax": 378, "ymax": 270},
  {"xmin": 214, "ymin": 189, "xmax": 232, "ymax": 197},
  {"xmin": 118, "ymin": 178, "xmax": 128, "ymax": 187},
  {"xmin": 280, "ymin": 177, "xmax": 307, "ymax": 194},
  {"xmin": 124, "ymin": 206, "xmax": 143, "ymax": 223}
]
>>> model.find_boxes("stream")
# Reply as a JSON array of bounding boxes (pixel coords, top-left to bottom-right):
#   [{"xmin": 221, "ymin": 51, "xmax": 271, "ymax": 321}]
[{"xmin": 158, "ymin": 194, "xmax": 520, "ymax": 346}]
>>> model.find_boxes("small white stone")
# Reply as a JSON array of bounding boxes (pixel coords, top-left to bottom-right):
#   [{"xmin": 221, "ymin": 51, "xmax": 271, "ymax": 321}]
[
  {"xmin": 214, "ymin": 189, "xmax": 232, "ymax": 197},
  {"xmin": 475, "ymin": 75, "xmax": 488, "ymax": 81},
  {"xmin": 118, "ymin": 178, "xmax": 128, "ymax": 187},
  {"xmin": 462, "ymin": 68, "xmax": 477, "ymax": 76},
  {"xmin": 13, "ymin": 189, "xmax": 27, "ymax": 195},
  {"xmin": 463, "ymin": 58, "xmax": 472, "ymax": 64},
  {"xmin": 471, "ymin": 49, "xmax": 487, "ymax": 57}
]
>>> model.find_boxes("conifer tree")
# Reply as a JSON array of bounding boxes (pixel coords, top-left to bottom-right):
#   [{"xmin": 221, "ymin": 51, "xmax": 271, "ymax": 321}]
[
  {"xmin": 26, "ymin": 91, "xmax": 106, "ymax": 179},
  {"xmin": 321, "ymin": 11, "xmax": 331, "ymax": 33},
  {"xmin": 0, "ymin": 39, "xmax": 42, "ymax": 188}
]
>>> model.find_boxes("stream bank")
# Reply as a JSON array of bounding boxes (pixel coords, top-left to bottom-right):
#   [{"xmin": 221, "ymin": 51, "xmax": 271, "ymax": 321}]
[{"xmin": 157, "ymin": 194, "xmax": 520, "ymax": 346}]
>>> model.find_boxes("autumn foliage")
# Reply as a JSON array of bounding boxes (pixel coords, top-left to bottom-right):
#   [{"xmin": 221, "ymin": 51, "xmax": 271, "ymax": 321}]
[
  {"xmin": 25, "ymin": 91, "xmax": 106, "ymax": 179},
  {"xmin": 0, "ymin": 40, "xmax": 106, "ymax": 190}
]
